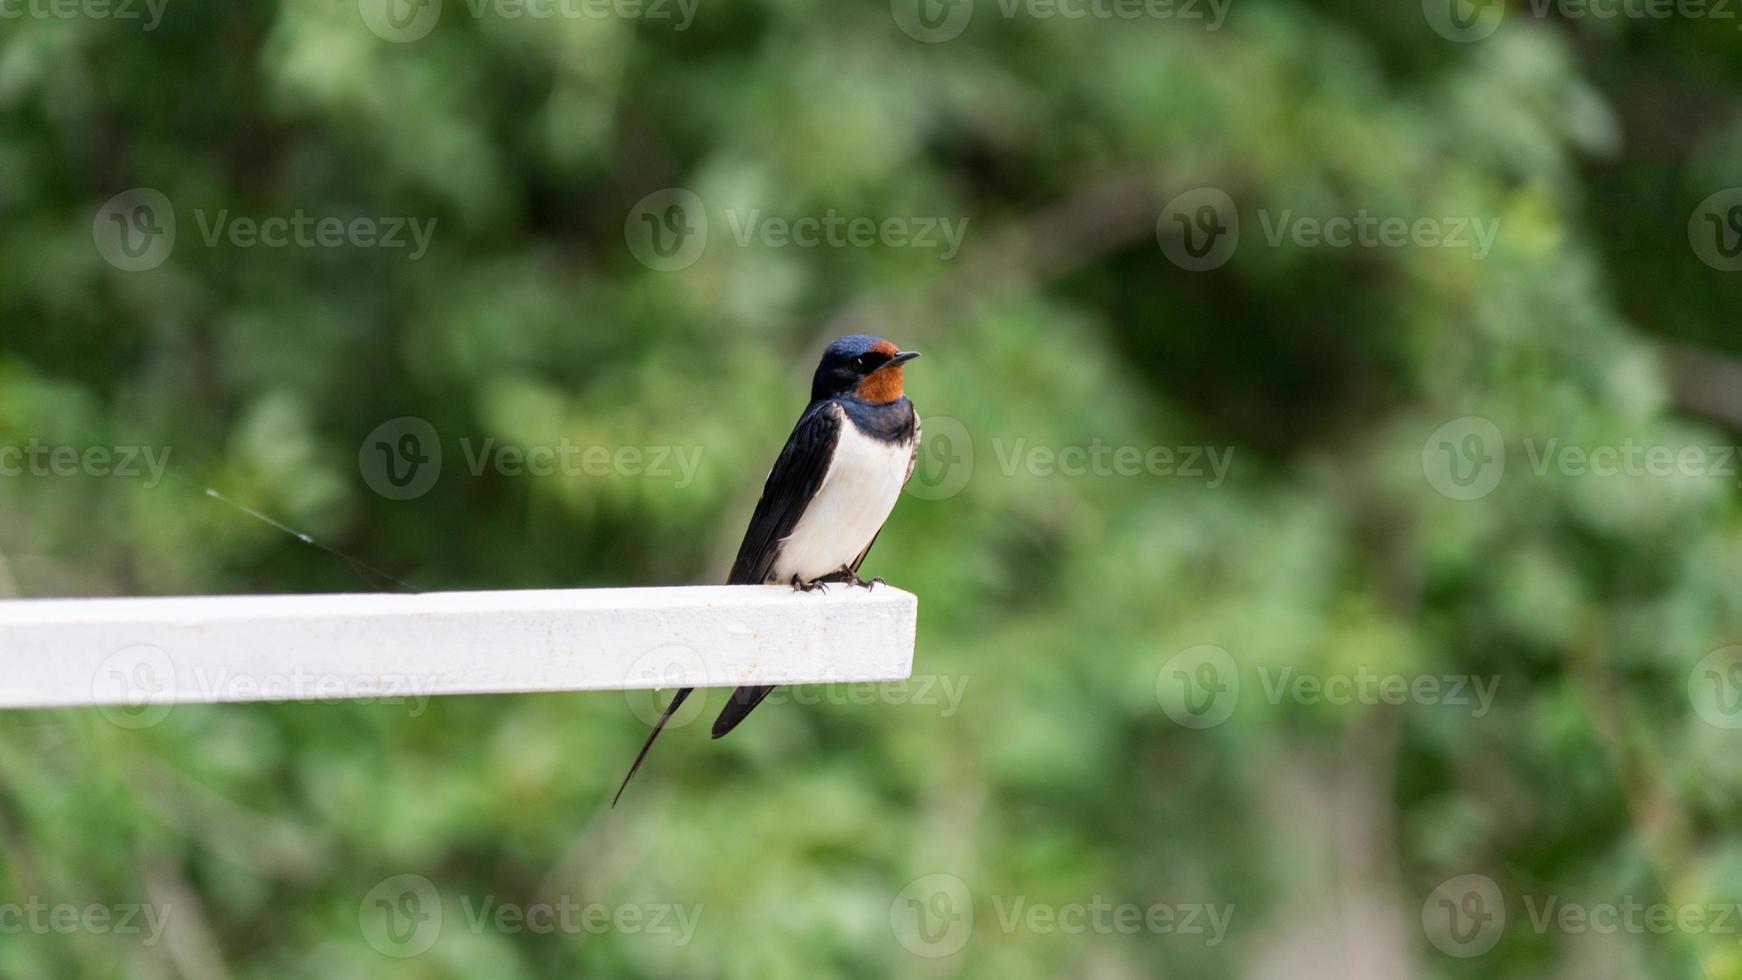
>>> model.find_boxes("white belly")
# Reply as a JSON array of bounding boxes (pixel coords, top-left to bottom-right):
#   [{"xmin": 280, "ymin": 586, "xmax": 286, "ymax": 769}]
[{"xmin": 773, "ymin": 418, "xmax": 914, "ymax": 583}]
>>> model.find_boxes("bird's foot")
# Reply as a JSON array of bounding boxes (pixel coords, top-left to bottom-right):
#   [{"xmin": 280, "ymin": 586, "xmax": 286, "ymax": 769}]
[
  {"xmin": 832, "ymin": 565, "xmax": 881, "ymax": 590},
  {"xmin": 790, "ymin": 574, "xmax": 829, "ymax": 594}
]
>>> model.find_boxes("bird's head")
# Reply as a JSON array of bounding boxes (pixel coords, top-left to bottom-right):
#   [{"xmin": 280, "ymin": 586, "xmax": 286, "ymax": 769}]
[{"xmin": 810, "ymin": 335, "xmax": 921, "ymax": 404}]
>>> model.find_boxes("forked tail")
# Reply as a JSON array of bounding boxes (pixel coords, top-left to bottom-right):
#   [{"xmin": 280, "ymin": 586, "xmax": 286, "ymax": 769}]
[{"xmin": 612, "ymin": 687, "xmax": 694, "ymax": 807}]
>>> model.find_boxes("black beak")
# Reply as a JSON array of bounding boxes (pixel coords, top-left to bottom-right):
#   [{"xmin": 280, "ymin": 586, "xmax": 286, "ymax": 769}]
[{"xmin": 880, "ymin": 350, "xmax": 920, "ymax": 370}]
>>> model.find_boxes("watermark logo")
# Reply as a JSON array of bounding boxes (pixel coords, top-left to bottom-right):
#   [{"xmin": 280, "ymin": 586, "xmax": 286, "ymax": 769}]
[
  {"xmin": 623, "ymin": 644, "xmax": 717, "ymax": 731},
  {"xmin": 359, "ymin": 417, "xmax": 443, "ymax": 501},
  {"xmin": 1157, "ymin": 188, "xmax": 1238, "ymax": 271},
  {"xmin": 91, "ymin": 643, "xmax": 176, "ymax": 729},
  {"xmin": 1690, "ymin": 646, "xmax": 1742, "ymax": 729},
  {"xmin": 1421, "ymin": 416, "xmax": 1505, "ymax": 501},
  {"xmin": 891, "ymin": 873, "xmax": 974, "ymax": 957},
  {"xmin": 891, "ymin": 0, "xmax": 974, "ymax": 40},
  {"xmin": 627, "ymin": 189, "xmax": 968, "ymax": 269},
  {"xmin": 359, "ymin": 419, "xmax": 703, "ymax": 499},
  {"xmin": 1158, "ymin": 648, "xmax": 1499, "ymax": 728},
  {"xmin": 1156, "ymin": 645, "xmax": 1239, "ymax": 729},
  {"xmin": 904, "ymin": 415, "xmax": 974, "ymax": 500},
  {"xmin": 1422, "ymin": 874, "xmax": 1505, "ymax": 957},
  {"xmin": 1690, "ymin": 189, "xmax": 1742, "ymax": 272},
  {"xmin": 1426, "ymin": 419, "xmax": 1742, "ymax": 499},
  {"xmin": 1422, "ymin": 0, "xmax": 1503, "ymax": 41},
  {"xmin": 902, "ymin": 420, "xmax": 1229, "ymax": 499},
  {"xmin": 360, "ymin": 874, "xmax": 443, "ymax": 957},
  {"xmin": 92, "ymin": 656, "xmax": 437, "ymax": 729},
  {"xmin": 93, "ymin": 188, "xmax": 176, "ymax": 272},
  {"xmin": 1424, "ymin": 874, "xmax": 1742, "ymax": 956},
  {"xmin": 1161, "ymin": 192, "xmax": 1501, "ymax": 268},
  {"xmin": 359, "ymin": 0, "xmax": 442, "ymax": 40},
  {"xmin": 95, "ymin": 190, "xmax": 435, "ymax": 264},
  {"xmin": 626, "ymin": 188, "xmax": 709, "ymax": 271}
]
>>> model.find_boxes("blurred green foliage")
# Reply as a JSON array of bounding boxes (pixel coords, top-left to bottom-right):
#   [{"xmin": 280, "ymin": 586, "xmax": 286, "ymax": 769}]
[{"xmin": 4, "ymin": 0, "xmax": 1742, "ymax": 976}]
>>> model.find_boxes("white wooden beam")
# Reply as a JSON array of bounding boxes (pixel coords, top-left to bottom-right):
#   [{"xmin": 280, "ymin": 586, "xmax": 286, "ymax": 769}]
[{"xmin": 0, "ymin": 585, "xmax": 917, "ymax": 712}]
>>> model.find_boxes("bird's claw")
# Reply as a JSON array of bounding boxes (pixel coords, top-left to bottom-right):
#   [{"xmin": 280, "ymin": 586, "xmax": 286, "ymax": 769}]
[
  {"xmin": 792, "ymin": 568, "xmax": 882, "ymax": 592},
  {"xmin": 791, "ymin": 574, "xmax": 829, "ymax": 594},
  {"xmin": 833, "ymin": 564, "xmax": 881, "ymax": 590}
]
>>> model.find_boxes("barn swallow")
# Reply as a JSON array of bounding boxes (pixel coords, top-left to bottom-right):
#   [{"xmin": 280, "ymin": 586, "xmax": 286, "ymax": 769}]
[{"xmin": 613, "ymin": 335, "xmax": 921, "ymax": 805}]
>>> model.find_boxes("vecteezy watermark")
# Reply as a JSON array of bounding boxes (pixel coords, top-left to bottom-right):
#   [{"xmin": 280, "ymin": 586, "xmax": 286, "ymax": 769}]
[
  {"xmin": 0, "ymin": 0, "xmax": 167, "ymax": 28},
  {"xmin": 91, "ymin": 644, "xmax": 439, "ymax": 729},
  {"xmin": 358, "ymin": 0, "xmax": 696, "ymax": 42},
  {"xmin": 93, "ymin": 190, "xmax": 435, "ymax": 270},
  {"xmin": 624, "ymin": 188, "xmax": 968, "ymax": 271},
  {"xmin": 1422, "ymin": 874, "xmax": 1506, "ymax": 957},
  {"xmin": 622, "ymin": 644, "xmax": 719, "ymax": 732},
  {"xmin": 358, "ymin": 417, "xmax": 443, "ymax": 502},
  {"xmin": 1519, "ymin": 895, "xmax": 1742, "ymax": 945},
  {"xmin": 891, "ymin": 874, "xmax": 975, "ymax": 957},
  {"xmin": 1435, "ymin": 0, "xmax": 1742, "ymax": 42},
  {"xmin": 457, "ymin": 896, "xmax": 702, "ymax": 944},
  {"xmin": 1691, "ymin": 189, "xmax": 1742, "ymax": 272},
  {"xmin": 1257, "ymin": 209, "xmax": 1499, "ymax": 259},
  {"xmin": 0, "ymin": 899, "xmax": 171, "ymax": 946},
  {"xmin": 191, "ymin": 668, "xmax": 436, "ymax": 716},
  {"xmin": 360, "ymin": 875, "xmax": 442, "ymax": 957},
  {"xmin": 1156, "ymin": 645, "xmax": 1500, "ymax": 729},
  {"xmin": 899, "ymin": 416, "xmax": 1234, "ymax": 502},
  {"xmin": 0, "ymin": 440, "xmax": 171, "ymax": 489},
  {"xmin": 767, "ymin": 674, "xmax": 970, "ymax": 717},
  {"xmin": 990, "ymin": 896, "xmax": 1232, "ymax": 945},
  {"xmin": 192, "ymin": 209, "xmax": 435, "ymax": 259},
  {"xmin": 1427, "ymin": 0, "xmax": 1742, "ymax": 42},
  {"xmin": 891, "ymin": 0, "xmax": 1228, "ymax": 42},
  {"xmin": 92, "ymin": 188, "xmax": 176, "ymax": 272},
  {"xmin": 889, "ymin": 874, "xmax": 1232, "ymax": 958},
  {"xmin": 458, "ymin": 438, "xmax": 703, "ymax": 488},
  {"xmin": 1422, "ymin": 873, "xmax": 1742, "ymax": 958},
  {"xmin": 1422, "ymin": 416, "xmax": 1742, "ymax": 501},
  {"xmin": 357, "ymin": 417, "xmax": 702, "ymax": 500},
  {"xmin": 1156, "ymin": 188, "xmax": 1239, "ymax": 272},
  {"xmin": 1157, "ymin": 189, "xmax": 1500, "ymax": 271},
  {"xmin": 1690, "ymin": 646, "xmax": 1742, "ymax": 729},
  {"xmin": 92, "ymin": 644, "xmax": 178, "ymax": 729},
  {"xmin": 1420, "ymin": 416, "xmax": 1506, "ymax": 501},
  {"xmin": 992, "ymin": 438, "xmax": 1233, "ymax": 488},
  {"xmin": 1421, "ymin": 0, "xmax": 1504, "ymax": 41},
  {"xmin": 904, "ymin": 415, "xmax": 974, "ymax": 501},
  {"xmin": 359, "ymin": 874, "xmax": 701, "ymax": 958}
]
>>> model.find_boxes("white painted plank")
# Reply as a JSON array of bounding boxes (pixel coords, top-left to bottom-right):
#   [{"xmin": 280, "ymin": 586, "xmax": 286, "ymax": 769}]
[{"xmin": 0, "ymin": 585, "xmax": 917, "ymax": 711}]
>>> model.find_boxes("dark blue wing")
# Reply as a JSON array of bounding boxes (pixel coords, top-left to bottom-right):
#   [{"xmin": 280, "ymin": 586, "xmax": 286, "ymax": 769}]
[
  {"xmin": 727, "ymin": 400, "xmax": 843, "ymax": 586},
  {"xmin": 712, "ymin": 400, "xmax": 844, "ymax": 740}
]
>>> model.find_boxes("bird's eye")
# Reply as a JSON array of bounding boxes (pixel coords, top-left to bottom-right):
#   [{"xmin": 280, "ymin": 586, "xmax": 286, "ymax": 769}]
[{"xmin": 849, "ymin": 356, "xmax": 866, "ymax": 371}]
